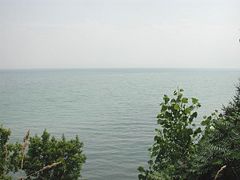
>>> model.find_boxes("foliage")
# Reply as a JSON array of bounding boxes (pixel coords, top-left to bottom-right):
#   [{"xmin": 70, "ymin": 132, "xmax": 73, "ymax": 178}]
[
  {"xmin": 0, "ymin": 127, "xmax": 86, "ymax": 180},
  {"xmin": 224, "ymin": 82, "xmax": 240, "ymax": 116},
  {"xmin": 139, "ymin": 83, "xmax": 240, "ymax": 180},
  {"xmin": 23, "ymin": 130, "xmax": 86, "ymax": 180},
  {"xmin": 190, "ymin": 83, "xmax": 240, "ymax": 179},
  {"xmin": 138, "ymin": 89, "xmax": 202, "ymax": 180},
  {"xmin": 0, "ymin": 125, "xmax": 21, "ymax": 180}
]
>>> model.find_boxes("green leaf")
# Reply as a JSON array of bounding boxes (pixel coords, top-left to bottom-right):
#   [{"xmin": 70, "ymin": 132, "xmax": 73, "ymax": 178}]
[
  {"xmin": 182, "ymin": 97, "xmax": 188, "ymax": 103},
  {"xmin": 177, "ymin": 93, "xmax": 183, "ymax": 100},
  {"xmin": 163, "ymin": 95, "xmax": 170, "ymax": 103},
  {"xmin": 161, "ymin": 105, "xmax": 168, "ymax": 112},
  {"xmin": 191, "ymin": 112, "xmax": 198, "ymax": 119},
  {"xmin": 201, "ymin": 117, "xmax": 211, "ymax": 126},
  {"xmin": 184, "ymin": 107, "xmax": 191, "ymax": 114},
  {"xmin": 187, "ymin": 128, "xmax": 194, "ymax": 135},
  {"xmin": 194, "ymin": 127, "xmax": 202, "ymax": 135},
  {"xmin": 192, "ymin": 98, "xmax": 198, "ymax": 104},
  {"xmin": 174, "ymin": 104, "xmax": 180, "ymax": 111},
  {"xmin": 138, "ymin": 166, "xmax": 146, "ymax": 173},
  {"xmin": 174, "ymin": 90, "xmax": 177, "ymax": 95}
]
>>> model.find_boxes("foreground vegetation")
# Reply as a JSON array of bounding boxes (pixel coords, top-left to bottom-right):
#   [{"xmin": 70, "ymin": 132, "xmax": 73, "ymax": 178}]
[
  {"xmin": 1, "ymin": 83, "xmax": 240, "ymax": 179},
  {"xmin": 138, "ymin": 84, "xmax": 240, "ymax": 179},
  {"xmin": 0, "ymin": 128, "xmax": 86, "ymax": 179}
]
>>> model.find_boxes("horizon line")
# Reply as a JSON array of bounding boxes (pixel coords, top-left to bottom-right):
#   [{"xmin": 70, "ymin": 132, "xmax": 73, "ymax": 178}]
[{"xmin": 1, "ymin": 67, "xmax": 240, "ymax": 71}]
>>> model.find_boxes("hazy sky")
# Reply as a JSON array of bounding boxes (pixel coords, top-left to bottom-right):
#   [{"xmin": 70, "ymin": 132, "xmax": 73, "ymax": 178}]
[{"xmin": 0, "ymin": 0, "xmax": 240, "ymax": 69}]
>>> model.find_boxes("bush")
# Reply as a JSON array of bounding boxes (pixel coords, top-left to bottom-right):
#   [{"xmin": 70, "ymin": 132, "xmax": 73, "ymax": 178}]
[
  {"xmin": 138, "ymin": 89, "xmax": 202, "ymax": 179},
  {"xmin": 190, "ymin": 83, "xmax": 240, "ymax": 179},
  {"xmin": 0, "ymin": 127, "xmax": 86, "ymax": 180},
  {"xmin": 23, "ymin": 130, "xmax": 86, "ymax": 179},
  {"xmin": 139, "ymin": 83, "xmax": 240, "ymax": 180},
  {"xmin": 0, "ymin": 125, "xmax": 21, "ymax": 180}
]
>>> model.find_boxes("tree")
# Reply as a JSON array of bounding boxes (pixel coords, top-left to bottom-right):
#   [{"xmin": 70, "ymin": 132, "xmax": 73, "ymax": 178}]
[
  {"xmin": 23, "ymin": 130, "xmax": 86, "ymax": 180},
  {"xmin": 139, "ymin": 83, "xmax": 240, "ymax": 179},
  {"xmin": 0, "ymin": 127, "xmax": 86, "ymax": 180},
  {"xmin": 190, "ymin": 82, "xmax": 240, "ymax": 179},
  {"xmin": 0, "ymin": 125, "xmax": 21, "ymax": 180},
  {"xmin": 138, "ymin": 89, "xmax": 202, "ymax": 180}
]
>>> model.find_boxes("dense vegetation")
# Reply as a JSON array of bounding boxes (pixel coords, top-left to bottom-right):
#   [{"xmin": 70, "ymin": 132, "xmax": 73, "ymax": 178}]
[
  {"xmin": 0, "ymin": 126, "xmax": 21, "ymax": 180},
  {"xmin": 0, "ymin": 127, "xmax": 85, "ymax": 180},
  {"xmin": 138, "ymin": 84, "xmax": 240, "ymax": 180}
]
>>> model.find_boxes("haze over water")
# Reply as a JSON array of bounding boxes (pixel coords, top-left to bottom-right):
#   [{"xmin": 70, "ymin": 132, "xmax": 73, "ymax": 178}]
[{"xmin": 0, "ymin": 68, "xmax": 240, "ymax": 179}]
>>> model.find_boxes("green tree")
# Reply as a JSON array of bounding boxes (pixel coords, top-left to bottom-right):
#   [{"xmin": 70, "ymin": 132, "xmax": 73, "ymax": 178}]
[
  {"xmin": 138, "ymin": 89, "xmax": 202, "ymax": 180},
  {"xmin": 0, "ymin": 127, "xmax": 86, "ymax": 180},
  {"xmin": 190, "ymin": 83, "xmax": 240, "ymax": 179},
  {"xmin": 0, "ymin": 125, "xmax": 21, "ymax": 180},
  {"xmin": 23, "ymin": 130, "xmax": 86, "ymax": 180},
  {"xmin": 139, "ymin": 83, "xmax": 240, "ymax": 179}
]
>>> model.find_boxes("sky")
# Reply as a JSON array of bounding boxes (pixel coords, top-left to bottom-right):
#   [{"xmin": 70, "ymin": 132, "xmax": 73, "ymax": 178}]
[{"xmin": 0, "ymin": 0, "xmax": 240, "ymax": 69}]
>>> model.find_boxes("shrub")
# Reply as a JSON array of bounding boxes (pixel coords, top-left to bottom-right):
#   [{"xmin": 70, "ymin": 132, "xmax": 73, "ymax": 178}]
[
  {"xmin": 138, "ymin": 89, "xmax": 202, "ymax": 179},
  {"xmin": 139, "ymin": 83, "xmax": 240, "ymax": 180},
  {"xmin": 0, "ymin": 125, "xmax": 21, "ymax": 180},
  {"xmin": 23, "ymin": 130, "xmax": 86, "ymax": 180},
  {"xmin": 0, "ymin": 127, "xmax": 86, "ymax": 180},
  {"xmin": 190, "ymin": 83, "xmax": 240, "ymax": 179}
]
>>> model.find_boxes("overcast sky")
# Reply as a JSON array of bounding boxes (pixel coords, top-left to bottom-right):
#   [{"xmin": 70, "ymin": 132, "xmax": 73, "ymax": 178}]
[{"xmin": 0, "ymin": 0, "xmax": 240, "ymax": 69}]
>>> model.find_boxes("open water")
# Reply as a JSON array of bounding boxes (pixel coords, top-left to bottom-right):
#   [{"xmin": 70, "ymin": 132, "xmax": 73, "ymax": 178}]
[{"xmin": 0, "ymin": 68, "xmax": 239, "ymax": 179}]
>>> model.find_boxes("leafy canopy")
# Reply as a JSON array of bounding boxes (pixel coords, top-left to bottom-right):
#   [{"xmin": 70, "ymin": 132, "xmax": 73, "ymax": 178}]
[
  {"xmin": 0, "ymin": 125, "xmax": 21, "ymax": 180},
  {"xmin": 138, "ymin": 89, "xmax": 202, "ymax": 180},
  {"xmin": 23, "ymin": 130, "xmax": 86, "ymax": 180},
  {"xmin": 0, "ymin": 127, "xmax": 86, "ymax": 180},
  {"xmin": 139, "ymin": 82, "xmax": 240, "ymax": 179}
]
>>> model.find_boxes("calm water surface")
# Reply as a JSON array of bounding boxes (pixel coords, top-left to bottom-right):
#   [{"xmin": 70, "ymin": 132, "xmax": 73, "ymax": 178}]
[{"xmin": 0, "ymin": 69, "xmax": 240, "ymax": 180}]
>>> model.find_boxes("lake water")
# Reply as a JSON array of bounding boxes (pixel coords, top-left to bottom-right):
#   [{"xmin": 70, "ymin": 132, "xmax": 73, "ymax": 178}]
[{"xmin": 0, "ymin": 68, "xmax": 240, "ymax": 180}]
